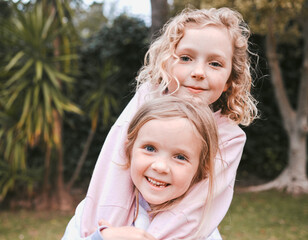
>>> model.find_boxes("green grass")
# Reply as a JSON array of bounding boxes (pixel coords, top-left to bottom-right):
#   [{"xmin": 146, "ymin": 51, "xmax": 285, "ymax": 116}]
[
  {"xmin": 220, "ymin": 191, "xmax": 308, "ymax": 240},
  {"xmin": 0, "ymin": 210, "xmax": 72, "ymax": 240},
  {"xmin": 0, "ymin": 191, "xmax": 307, "ymax": 240}
]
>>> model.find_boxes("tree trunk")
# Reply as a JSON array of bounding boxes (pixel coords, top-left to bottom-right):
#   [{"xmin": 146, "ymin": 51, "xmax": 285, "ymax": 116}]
[
  {"xmin": 53, "ymin": 110, "xmax": 73, "ymax": 211},
  {"xmin": 36, "ymin": 145, "xmax": 51, "ymax": 210},
  {"xmin": 67, "ymin": 128, "xmax": 96, "ymax": 191},
  {"xmin": 241, "ymin": 130, "xmax": 308, "ymax": 194},
  {"xmin": 51, "ymin": 3, "xmax": 74, "ymax": 209},
  {"xmin": 286, "ymin": 129, "xmax": 308, "ymax": 192},
  {"xmin": 241, "ymin": 13, "xmax": 308, "ymax": 194},
  {"xmin": 43, "ymin": 144, "xmax": 51, "ymax": 191},
  {"xmin": 150, "ymin": 0, "xmax": 169, "ymax": 39}
]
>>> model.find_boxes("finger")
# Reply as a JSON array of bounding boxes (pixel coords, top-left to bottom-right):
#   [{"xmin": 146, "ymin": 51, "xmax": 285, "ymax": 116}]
[
  {"xmin": 98, "ymin": 219, "xmax": 112, "ymax": 227},
  {"xmin": 142, "ymin": 230, "xmax": 157, "ymax": 240}
]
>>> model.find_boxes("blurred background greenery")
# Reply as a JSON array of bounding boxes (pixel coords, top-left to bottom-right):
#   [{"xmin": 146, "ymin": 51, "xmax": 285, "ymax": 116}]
[{"xmin": 0, "ymin": 0, "xmax": 307, "ymax": 239}]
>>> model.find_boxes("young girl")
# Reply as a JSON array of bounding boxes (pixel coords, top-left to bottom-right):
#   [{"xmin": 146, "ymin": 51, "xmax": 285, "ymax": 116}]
[
  {"xmin": 67, "ymin": 7, "xmax": 258, "ymax": 239},
  {"xmin": 63, "ymin": 96, "xmax": 221, "ymax": 240},
  {"xmin": 102, "ymin": 96, "xmax": 219, "ymax": 239}
]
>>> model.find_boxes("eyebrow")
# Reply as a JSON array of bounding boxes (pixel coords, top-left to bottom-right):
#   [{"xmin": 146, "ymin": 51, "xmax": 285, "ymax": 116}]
[
  {"xmin": 175, "ymin": 45, "xmax": 197, "ymax": 53},
  {"xmin": 176, "ymin": 46, "xmax": 228, "ymax": 61}
]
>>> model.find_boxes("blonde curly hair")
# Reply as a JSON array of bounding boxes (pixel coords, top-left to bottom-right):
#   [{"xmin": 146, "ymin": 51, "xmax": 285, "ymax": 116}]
[{"xmin": 136, "ymin": 7, "xmax": 258, "ymax": 126}]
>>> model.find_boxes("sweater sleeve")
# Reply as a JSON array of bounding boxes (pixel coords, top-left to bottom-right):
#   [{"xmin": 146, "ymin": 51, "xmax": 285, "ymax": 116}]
[
  {"xmin": 62, "ymin": 200, "xmax": 106, "ymax": 240},
  {"xmin": 146, "ymin": 115, "xmax": 246, "ymax": 239},
  {"xmin": 80, "ymin": 84, "xmax": 152, "ymax": 237}
]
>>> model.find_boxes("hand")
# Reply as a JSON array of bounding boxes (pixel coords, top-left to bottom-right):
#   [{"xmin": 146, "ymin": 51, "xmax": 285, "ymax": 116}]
[
  {"xmin": 98, "ymin": 219, "xmax": 112, "ymax": 227},
  {"xmin": 100, "ymin": 226, "xmax": 157, "ymax": 240}
]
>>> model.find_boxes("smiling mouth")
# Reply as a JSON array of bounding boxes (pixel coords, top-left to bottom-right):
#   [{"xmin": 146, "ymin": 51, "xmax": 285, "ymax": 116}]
[
  {"xmin": 185, "ymin": 86, "xmax": 205, "ymax": 93},
  {"xmin": 146, "ymin": 177, "xmax": 170, "ymax": 188}
]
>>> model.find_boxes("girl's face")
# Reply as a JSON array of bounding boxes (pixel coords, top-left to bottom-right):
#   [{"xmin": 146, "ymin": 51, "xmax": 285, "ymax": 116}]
[
  {"xmin": 130, "ymin": 118, "xmax": 202, "ymax": 205},
  {"xmin": 168, "ymin": 25, "xmax": 233, "ymax": 104}
]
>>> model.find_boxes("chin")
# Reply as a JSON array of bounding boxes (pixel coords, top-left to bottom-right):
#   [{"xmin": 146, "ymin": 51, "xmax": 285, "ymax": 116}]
[{"xmin": 144, "ymin": 197, "xmax": 164, "ymax": 206}]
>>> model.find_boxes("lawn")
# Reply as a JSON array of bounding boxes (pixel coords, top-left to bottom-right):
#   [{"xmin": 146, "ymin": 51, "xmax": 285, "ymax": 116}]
[
  {"xmin": 0, "ymin": 209, "xmax": 72, "ymax": 240},
  {"xmin": 220, "ymin": 191, "xmax": 308, "ymax": 240},
  {"xmin": 0, "ymin": 191, "xmax": 307, "ymax": 240}
]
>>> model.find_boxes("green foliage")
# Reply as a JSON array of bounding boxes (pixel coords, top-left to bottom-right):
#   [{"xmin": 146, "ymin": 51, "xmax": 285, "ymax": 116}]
[
  {"xmin": 78, "ymin": 14, "xmax": 149, "ymax": 118},
  {"xmin": 1, "ymin": 2, "xmax": 80, "ymax": 145},
  {"xmin": 0, "ymin": 1, "xmax": 81, "ymax": 202},
  {"xmin": 75, "ymin": 2, "xmax": 108, "ymax": 38},
  {"xmin": 0, "ymin": 0, "xmax": 12, "ymax": 19},
  {"xmin": 63, "ymin": 14, "xmax": 149, "ymax": 181},
  {"xmin": 0, "ymin": 2, "xmax": 149, "ymax": 198},
  {"xmin": 0, "ymin": 160, "xmax": 42, "ymax": 202}
]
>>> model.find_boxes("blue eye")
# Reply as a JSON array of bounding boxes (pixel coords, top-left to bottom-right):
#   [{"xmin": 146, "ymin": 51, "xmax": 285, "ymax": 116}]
[
  {"xmin": 175, "ymin": 154, "xmax": 187, "ymax": 161},
  {"xmin": 145, "ymin": 145, "xmax": 155, "ymax": 152},
  {"xmin": 180, "ymin": 56, "xmax": 191, "ymax": 62},
  {"xmin": 210, "ymin": 62, "xmax": 222, "ymax": 67}
]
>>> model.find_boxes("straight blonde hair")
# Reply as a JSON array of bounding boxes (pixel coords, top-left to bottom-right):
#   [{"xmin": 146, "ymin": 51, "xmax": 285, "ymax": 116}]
[{"xmin": 125, "ymin": 96, "xmax": 219, "ymax": 236}]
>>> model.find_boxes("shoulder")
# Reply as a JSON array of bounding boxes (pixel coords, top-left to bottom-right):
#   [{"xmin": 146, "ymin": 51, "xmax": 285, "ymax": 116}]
[
  {"xmin": 214, "ymin": 111, "xmax": 247, "ymax": 167},
  {"xmin": 214, "ymin": 111, "xmax": 246, "ymax": 144}
]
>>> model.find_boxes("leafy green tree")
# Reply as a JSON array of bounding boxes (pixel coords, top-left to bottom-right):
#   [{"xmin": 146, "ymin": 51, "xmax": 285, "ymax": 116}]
[
  {"xmin": 0, "ymin": 1, "xmax": 81, "ymax": 208},
  {"xmin": 66, "ymin": 14, "xmax": 149, "ymax": 189},
  {"xmin": 74, "ymin": 2, "xmax": 108, "ymax": 39},
  {"xmin": 36, "ymin": 0, "xmax": 83, "ymax": 209}
]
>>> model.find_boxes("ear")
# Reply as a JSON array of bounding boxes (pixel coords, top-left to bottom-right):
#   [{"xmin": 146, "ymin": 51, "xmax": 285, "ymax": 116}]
[{"xmin": 223, "ymin": 81, "xmax": 230, "ymax": 92}]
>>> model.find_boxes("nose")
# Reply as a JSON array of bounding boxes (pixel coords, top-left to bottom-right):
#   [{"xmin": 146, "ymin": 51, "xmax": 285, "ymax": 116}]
[
  {"xmin": 151, "ymin": 158, "xmax": 170, "ymax": 174},
  {"xmin": 191, "ymin": 62, "xmax": 205, "ymax": 81}
]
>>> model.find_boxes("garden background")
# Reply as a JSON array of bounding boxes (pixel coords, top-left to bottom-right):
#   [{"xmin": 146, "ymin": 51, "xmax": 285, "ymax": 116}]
[{"xmin": 0, "ymin": 0, "xmax": 307, "ymax": 239}]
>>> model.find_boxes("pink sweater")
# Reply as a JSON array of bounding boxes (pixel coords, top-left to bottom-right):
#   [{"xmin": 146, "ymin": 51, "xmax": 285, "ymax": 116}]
[{"xmin": 80, "ymin": 84, "xmax": 246, "ymax": 239}]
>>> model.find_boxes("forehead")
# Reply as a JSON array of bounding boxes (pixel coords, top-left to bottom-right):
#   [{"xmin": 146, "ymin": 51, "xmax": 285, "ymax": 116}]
[
  {"xmin": 182, "ymin": 23, "xmax": 231, "ymax": 39},
  {"xmin": 175, "ymin": 25, "xmax": 233, "ymax": 55},
  {"xmin": 139, "ymin": 117, "xmax": 203, "ymax": 144}
]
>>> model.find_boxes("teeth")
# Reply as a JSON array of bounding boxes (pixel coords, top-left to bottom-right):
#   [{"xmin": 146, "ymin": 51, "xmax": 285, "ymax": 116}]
[{"xmin": 146, "ymin": 177, "xmax": 168, "ymax": 187}]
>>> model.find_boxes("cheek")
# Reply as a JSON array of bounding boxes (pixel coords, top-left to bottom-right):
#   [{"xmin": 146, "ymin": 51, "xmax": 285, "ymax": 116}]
[
  {"xmin": 168, "ymin": 66, "xmax": 187, "ymax": 92},
  {"xmin": 168, "ymin": 78, "xmax": 179, "ymax": 92},
  {"xmin": 173, "ymin": 65, "xmax": 187, "ymax": 80},
  {"xmin": 177, "ymin": 168, "xmax": 197, "ymax": 190},
  {"xmin": 176, "ymin": 177, "xmax": 193, "ymax": 197},
  {"xmin": 209, "ymin": 77, "xmax": 228, "ymax": 93},
  {"xmin": 130, "ymin": 155, "xmax": 143, "ymax": 179}
]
